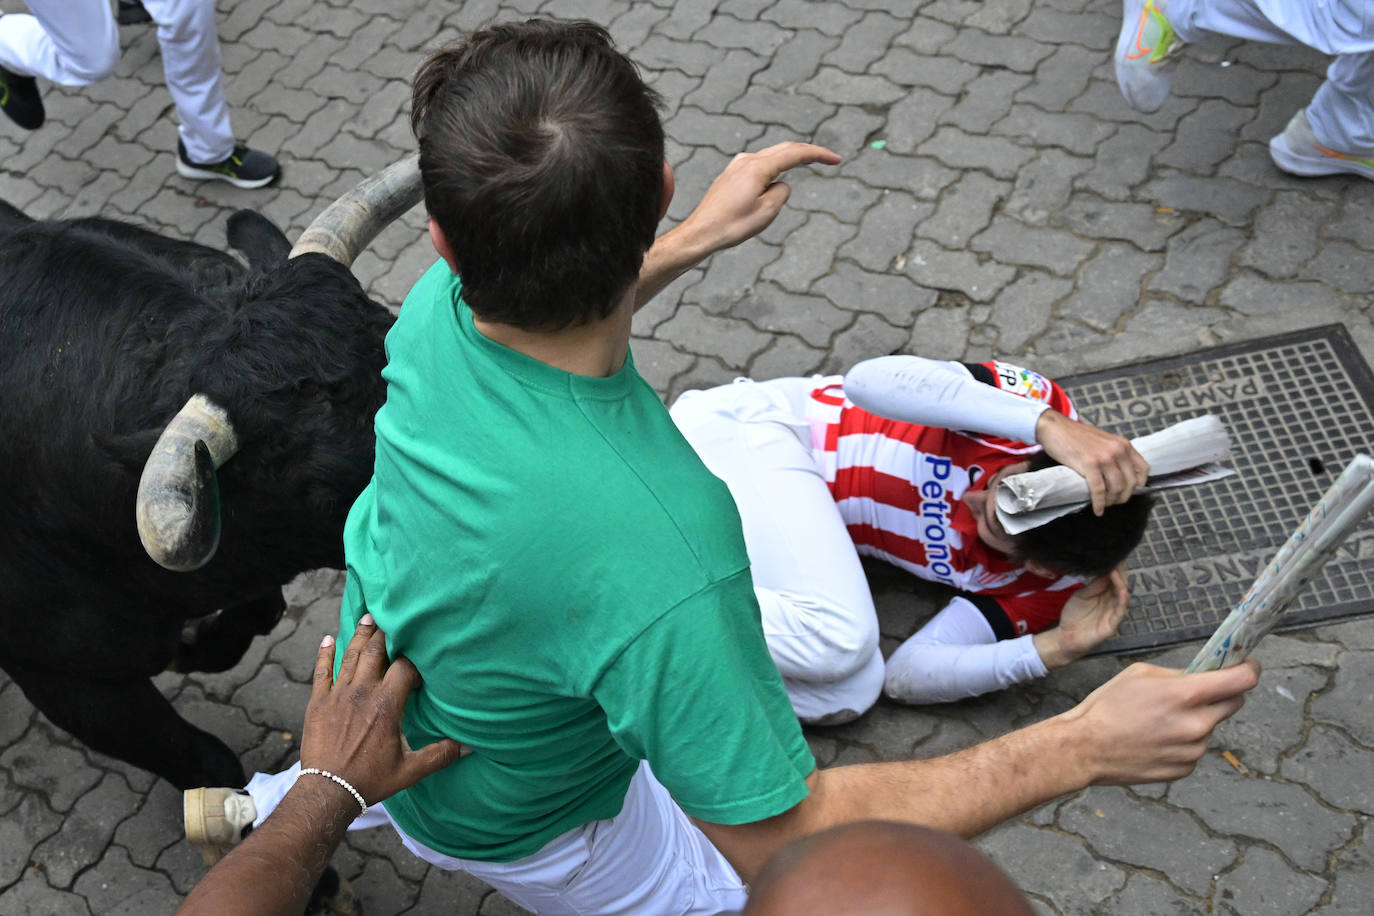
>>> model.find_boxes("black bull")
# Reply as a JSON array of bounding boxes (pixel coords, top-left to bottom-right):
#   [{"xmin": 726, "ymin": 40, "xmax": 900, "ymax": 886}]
[{"xmin": 0, "ymin": 197, "xmax": 398, "ymax": 789}]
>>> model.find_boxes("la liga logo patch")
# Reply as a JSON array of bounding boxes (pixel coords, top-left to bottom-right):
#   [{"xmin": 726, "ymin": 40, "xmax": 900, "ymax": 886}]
[{"xmin": 993, "ymin": 361, "xmax": 1052, "ymax": 403}]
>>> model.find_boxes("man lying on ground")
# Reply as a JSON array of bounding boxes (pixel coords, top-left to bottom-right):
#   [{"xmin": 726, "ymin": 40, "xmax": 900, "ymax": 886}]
[{"xmin": 670, "ymin": 356, "xmax": 1152, "ymax": 719}]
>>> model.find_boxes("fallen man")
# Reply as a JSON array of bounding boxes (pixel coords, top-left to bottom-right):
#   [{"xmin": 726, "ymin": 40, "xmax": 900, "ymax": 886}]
[{"xmin": 669, "ymin": 356, "xmax": 1153, "ymax": 719}]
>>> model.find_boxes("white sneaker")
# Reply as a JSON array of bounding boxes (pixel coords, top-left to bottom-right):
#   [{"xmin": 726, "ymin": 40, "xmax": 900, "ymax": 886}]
[
  {"xmin": 1115, "ymin": 0, "xmax": 1186, "ymax": 113},
  {"xmin": 1269, "ymin": 108, "xmax": 1374, "ymax": 181}
]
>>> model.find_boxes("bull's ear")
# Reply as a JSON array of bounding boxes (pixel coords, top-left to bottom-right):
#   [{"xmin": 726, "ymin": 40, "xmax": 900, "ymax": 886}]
[
  {"xmin": 93, "ymin": 428, "xmax": 163, "ymax": 475},
  {"xmin": 226, "ymin": 210, "xmax": 290, "ymax": 272}
]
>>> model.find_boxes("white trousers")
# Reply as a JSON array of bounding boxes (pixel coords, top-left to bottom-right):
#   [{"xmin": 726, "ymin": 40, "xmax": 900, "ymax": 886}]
[
  {"xmin": 1170, "ymin": 0, "xmax": 1374, "ymax": 151},
  {"xmin": 0, "ymin": 0, "xmax": 234, "ymax": 161},
  {"xmin": 669, "ymin": 379, "xmax": 885, "ymax": 725},
  {"xmin": 247, "ymin": 761, "xmax": 747, "ymax": 916}
]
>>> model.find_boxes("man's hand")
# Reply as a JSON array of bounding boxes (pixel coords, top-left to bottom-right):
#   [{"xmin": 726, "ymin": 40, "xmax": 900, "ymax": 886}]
[
  {"xmin": 1062, "ymin": 659, "xmax": 1260, "ymax": 785},
  {"xmin": 678, "ymin": 142, "xmax": 842, "ymax": 253},
  {"xmin": 1034, "ymin": 566, "xmax": 1130, "ymax": 668},
  {"xmin": 636, "ymin": 142, "xmax": 841, "ymax": 307},
  {"xmin": 1035, "ymin": 409, "xmax": 1149, "ymax": 515},
  {"xmin": 301, "ymin": 615, "xmax": 464, "ymax": 806}
]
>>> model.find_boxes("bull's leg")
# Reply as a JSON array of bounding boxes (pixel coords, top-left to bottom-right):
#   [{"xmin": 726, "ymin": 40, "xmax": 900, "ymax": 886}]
[
  {"xmin": 172, "ymin": 591, "xmax": 285, "ymax": 673},
  {"xmin": 10, "ymin": 667, "xmax": 245, "ymax": 788}
]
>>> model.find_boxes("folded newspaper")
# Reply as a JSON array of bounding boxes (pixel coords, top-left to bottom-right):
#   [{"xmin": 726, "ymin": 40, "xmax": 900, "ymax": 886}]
[
  {"xmin": 994, "ymin": 414, "xmax": 1235, "ymax": 535},
  {"xmin": 1187, "ymin": 452, "xmax": 1374, "ymax": 672}
]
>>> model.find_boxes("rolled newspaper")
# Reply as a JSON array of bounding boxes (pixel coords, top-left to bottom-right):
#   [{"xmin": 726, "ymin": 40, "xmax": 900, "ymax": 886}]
[
  {"xmin": 1186, "ymin": 453, "xmax": 1374, "ymax": 672},
  {"xmin": 994, "ymin": 414, "xmax": 1233, "ymax": 534}
]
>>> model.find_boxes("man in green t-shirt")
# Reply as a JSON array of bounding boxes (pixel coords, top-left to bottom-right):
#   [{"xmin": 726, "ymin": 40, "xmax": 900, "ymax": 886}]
[{"xmin": 192, "ymin": 19, "xmax": 1259, "ymax": 913}]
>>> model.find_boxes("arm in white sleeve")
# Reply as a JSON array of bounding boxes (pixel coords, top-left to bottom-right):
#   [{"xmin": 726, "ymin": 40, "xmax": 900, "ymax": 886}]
[
  {"xmin": 844, "ymin": 355, "xmax": 1049, "ymax": 445},
  {"xmin": 882, "ymin": 596, "xmax": 1049, "ymax": 705}
]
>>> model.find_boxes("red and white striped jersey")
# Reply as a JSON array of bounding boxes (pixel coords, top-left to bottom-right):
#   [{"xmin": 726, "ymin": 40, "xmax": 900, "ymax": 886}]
[{"xmin": 804, "ymin": 361, "xmax": 1084, "ymax": 636}]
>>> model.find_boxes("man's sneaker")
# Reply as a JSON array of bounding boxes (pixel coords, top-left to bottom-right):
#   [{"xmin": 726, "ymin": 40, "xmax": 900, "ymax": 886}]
[
  {"xmin": 176, "ymin": 140, "xmax": 281, "ymax": 189},
  {"xmin": 117, "ymin": 0, "xmax": 153, "ymax": 25},
  {"xmin": 184, "ymin": 787, "xmax": 256, "ymax": 865},
  {"xmin": 1115, "ymin": 0, "xmax": 1185, "ymax": 113},
  {"xmin": 0, "ymin": 65, "xmax": 44, "ymax": 130},
  {"xmin": 1269, "ymin": 108, "xmax": 1374, "ymax": 181}
]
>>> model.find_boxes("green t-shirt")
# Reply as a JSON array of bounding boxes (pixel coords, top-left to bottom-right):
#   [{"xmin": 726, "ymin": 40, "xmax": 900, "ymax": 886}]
[{"xmin": 338, "ymin": 261, "xmax": 814, "ymax": 862}]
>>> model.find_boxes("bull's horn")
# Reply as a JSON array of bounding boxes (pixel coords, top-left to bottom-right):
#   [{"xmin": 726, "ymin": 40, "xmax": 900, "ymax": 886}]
[
  {"xmin": 289, "ymin": 154, "xmax": 423, "ymax": 266},
  {"xmin": 136, "ymin": 395, "xmax": 239, "ymax": 572}
]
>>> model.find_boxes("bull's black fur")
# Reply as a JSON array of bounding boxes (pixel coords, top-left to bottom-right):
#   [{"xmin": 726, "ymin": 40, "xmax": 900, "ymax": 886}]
[{"xmin": 0, "ymin": 204, "xmax": 395, "ymax": 788}]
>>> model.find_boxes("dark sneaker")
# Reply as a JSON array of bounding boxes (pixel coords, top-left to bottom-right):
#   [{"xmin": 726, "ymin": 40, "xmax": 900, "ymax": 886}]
[
  {"xmin": 176, "ymin": 140, "xmax": 281, "ymax": 189},
  {"xmin": 116, "ymin": 0, "xmax": 153, "ymax": 25},
  {"xmin": 0, "ymin": 65, "xmax": 44, "ymax": 130}
]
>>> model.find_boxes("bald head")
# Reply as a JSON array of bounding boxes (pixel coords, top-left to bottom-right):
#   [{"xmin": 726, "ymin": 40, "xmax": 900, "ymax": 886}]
[{"xmin": 744, "ymin": 820, "xmax": 1032, "ymax": 916}]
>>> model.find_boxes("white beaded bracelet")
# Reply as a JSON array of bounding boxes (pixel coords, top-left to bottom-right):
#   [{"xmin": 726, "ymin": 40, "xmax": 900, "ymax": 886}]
[{"xmin": 298, "ymin": 767, "xmax": 367, "ymax": 818}]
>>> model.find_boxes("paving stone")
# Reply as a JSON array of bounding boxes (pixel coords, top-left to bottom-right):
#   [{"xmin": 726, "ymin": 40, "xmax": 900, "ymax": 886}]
[
  {"xmin": 1077, "ymin": 123, "xmax": 1173, "ymax": 201},
  {"xmin": 1058, "ymin": 242, "xmax": 1162, "ymax": 331},
  {"xmin": 1017, "ymin": 43, "xmax": 1101, "ymax": 113},
  {"xmin": 762, "ymin": 0, "xmax": 861, "ymax": 36},
  {"xmin": 732, "ymin": 282, "xmax": 853, "ymax": 348},
  {"xmin": 871, "ymin": 49, "xmax": 978, "ymax": 96},
  {"xmin": 693, "ymin": 13, "xmax": 790, "ymax": 53},
  {"xmin": 71, "ymin": 846, "xmax": 182, "ymax": 915},
  {"xmin": 815, "ymin": 260, "xmax": 935, "ymax": 328},
  {"xmin": 0, "ymin": 869, "xmax": 91, "ymax": 916},
  {"xmin": 1280, "ymin": 724, "xmax": 1374, "ymax": 815},
  {"xmin": 1140, "ymin": 172, "xmax": 1271, "ymax": 227},
  {"xmin": 1060, "ymin": 194, "xmax": 1183, "ymax": 252},
  {"xmin": 110, "ymin": 779, "xmax": 180, "ymax": 869},
  {"xmin": 759, "ymin": 212, "xmax": 854, "ymax": 293},
  {"xmin": 682, "ymin": 48, "xmax": 764, "ymax": 113},
  {"xmin": 976, "ymin": 821, "xmax": 1126, "ymax": 909},
  {"xmin": 1061, "ymin": 788, "xmax": 1236, "ymax": 895},
  {"xmin": 1104, "ymin": 873, "xmax": 1209, "ymax": 915},
  {"xmin": 942, "ymin": 70, "xmax": 1031, "ymax": 135},
  {"xmin": 1237, "ymin": 191, "xmax": 1334, "ymax": 278},
  {"xmin": 1001, "ymin": 149, "xmax": 1094, "ymax": 227},
  {"xmin": 1216, "ymin": 272, "xmax": 1355, "ymax": 320},
  {"xmin": 0, "ymin": 679, "xmax": 34, "ymax": 748},
  {"xmin": 942, "ymin": 27, "xmax": 1055, "ymax": 73},
  {"xmin": 1148, "ymin": 218, "xmax": 1247, "ymax": 302},
  {"xmin": 654, "ymin": 305, "xmax": 773, "ymax": 371},
  {"xmin": 918, "ymin": 172, "xmax": 1011, "ymax": 249},
  {"xmin": 988, "ymin": 271, "xmax": 1069, "ymax": 353},
  {"xmin": 753, "ymin": 29, "xmax": 840, "ymax": 90},
  {"xmin": 821, "ymin": 11, "xmax": 907, "ymax": 72},
  {"xmin": 1172, "ymin": 56, "xmax": 1277, "ymax": 109},
  {"xmin": 1209, "ymin": 665, "xmax": 1328, "ymax": 776},
  {"xmin": 1311, "ymin": 825, "xmax": 1374, "ymax": 916},
  {"xmin": 904, "ymin": 240, "xmax": 1015, "ymax": 304},
  {"xmin": 1298, "ymin": 241, "xmax": 1374, "ymax": 296},
  {"xmin": 823, "ymin": 313, "xmax": 909, "ymax": 374},
  {"xmin": 747, "ymin": 334, "xmax": 826, "ymax": 380},
  {"xmin": 1214, "ymin": 844, "xmax": 1327, "ymax": 916},
  {"xmin": 0, "ymin": 794, "xmax": 64, "ymax": 887},
  {"xmin": 728, "ymin": 85, "xmax": 835, "ymax": 135},
  {"xmin": 836, "ymin": 190, "xmax": 930, "ymax": 273},
  {"xmin": 1310, "ymin": 650, "xmax": 1374, "ymax": 748},
  {"xmin": 0, "ymin": 730, "xmax": 102, "ymax": 815},
  {"xmin": 892, "ymin": 16, "xmax": 958, "ymax": 55},
  {"xmin": 671, "ymin": 106, "xmax": 765, "ymax": 154},
  {"xmin": 782, "ymin": 171, "xmax": 881, "ymax": 223},
  {"xmin": 1169, "ymin": 754, "xmax": 1357, "ymax": 871},
  {"xmin": 1156, "ymin": 99, "xmax": 1253, "ymax": 173},
  {"xmin": 920, "ymin": 126, "xmax": 1036, "ymax": 180},
  {"xmin": 31, "ymin": 774, "xmax": 141, "ymax": 889},
  {"xmin": 232, "ymin": 663, "xmax": 314, "ymax": 731},
  {"xmin": 971, "ymin": 215, "xmax": 1095, "ymax": 276},
  {"xmin": 880, "ymin": 87, "xmax": 956, "ymax": 155},
  {"xmin": 902, "ymin": 303, "xmax": 974, "ymax": 360}
]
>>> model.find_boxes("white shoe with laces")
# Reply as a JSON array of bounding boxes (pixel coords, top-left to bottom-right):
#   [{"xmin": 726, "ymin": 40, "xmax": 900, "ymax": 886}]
[{"xmin": 1269, "ymin": 108, "xmax": 1374, "ymax": 181}]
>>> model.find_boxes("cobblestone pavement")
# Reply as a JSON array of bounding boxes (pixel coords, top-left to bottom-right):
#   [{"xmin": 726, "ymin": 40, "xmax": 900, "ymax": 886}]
[{"xmin": 2, "ymin": 0, "xmax": 1372, "ymax": 913}]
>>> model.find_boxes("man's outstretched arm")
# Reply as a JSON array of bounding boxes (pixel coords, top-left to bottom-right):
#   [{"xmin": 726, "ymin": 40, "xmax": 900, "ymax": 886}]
[
  {"xmin": 696, "ymin": 658, "xmax": 1259, "ymax": 881},
  {"xmin": 635, "ymin": 142, "xmax": 841, "ymax": 308}
]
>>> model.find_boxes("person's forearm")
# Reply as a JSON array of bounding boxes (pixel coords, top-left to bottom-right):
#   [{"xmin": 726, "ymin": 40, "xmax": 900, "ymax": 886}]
[
  {"xmin": 700, "ymin": 714, "xmax": 1090, "ymax": 881},
  {"xmin": 844, "ymin": 356, "xmax": 1048, "ymax": 443},
  {"xmin": 177, "ymin": 779, "xmax": 356, "ymax": 916},
  {"xmin": 886, "ymin": 636, "xmax": 1048, "ymax": 704},
  {"xmin": 635, "ymin": 222, "xmax": 716, "ymax": 310}
]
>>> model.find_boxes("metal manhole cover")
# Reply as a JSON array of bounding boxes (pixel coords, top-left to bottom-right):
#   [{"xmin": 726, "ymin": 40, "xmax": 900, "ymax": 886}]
[{"xmin": 1061, "ymin": 324, "xmax": 1374, "ymax": 654}]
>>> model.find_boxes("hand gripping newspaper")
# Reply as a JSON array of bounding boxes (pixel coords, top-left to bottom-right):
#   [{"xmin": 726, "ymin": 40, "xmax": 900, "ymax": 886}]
[{"xmin": 993, "ymin": 420, "xmax": 1374, "ymax": 672}]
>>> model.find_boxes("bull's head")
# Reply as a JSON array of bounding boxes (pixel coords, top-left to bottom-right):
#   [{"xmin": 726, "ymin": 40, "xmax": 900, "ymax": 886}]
[{"xmin": 135, "ymin": 156, "xmax": 422, "ymax": 571}]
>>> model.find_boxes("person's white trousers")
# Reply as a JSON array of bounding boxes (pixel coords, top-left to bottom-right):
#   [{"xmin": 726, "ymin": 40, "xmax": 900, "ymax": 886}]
[
  {"xmin": 0, "ymin": 0, "xmax": 233, "ymax": 162},
  {"xmin": 1169, "ymin": 0, "xmax": 1374, "ymax": 152},
  {"xmin": 670, "ymin": 378, "xmax": 885, "ymax": 725},
  {"xmin": 247, "ymin": 761, "xmax": 747, "ymax": 916}
]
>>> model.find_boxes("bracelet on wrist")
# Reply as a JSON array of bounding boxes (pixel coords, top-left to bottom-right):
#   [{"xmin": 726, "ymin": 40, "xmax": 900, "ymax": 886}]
[{"xmin": 297, "ymin": 767, "xmax": 367, "ymax": 818}]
